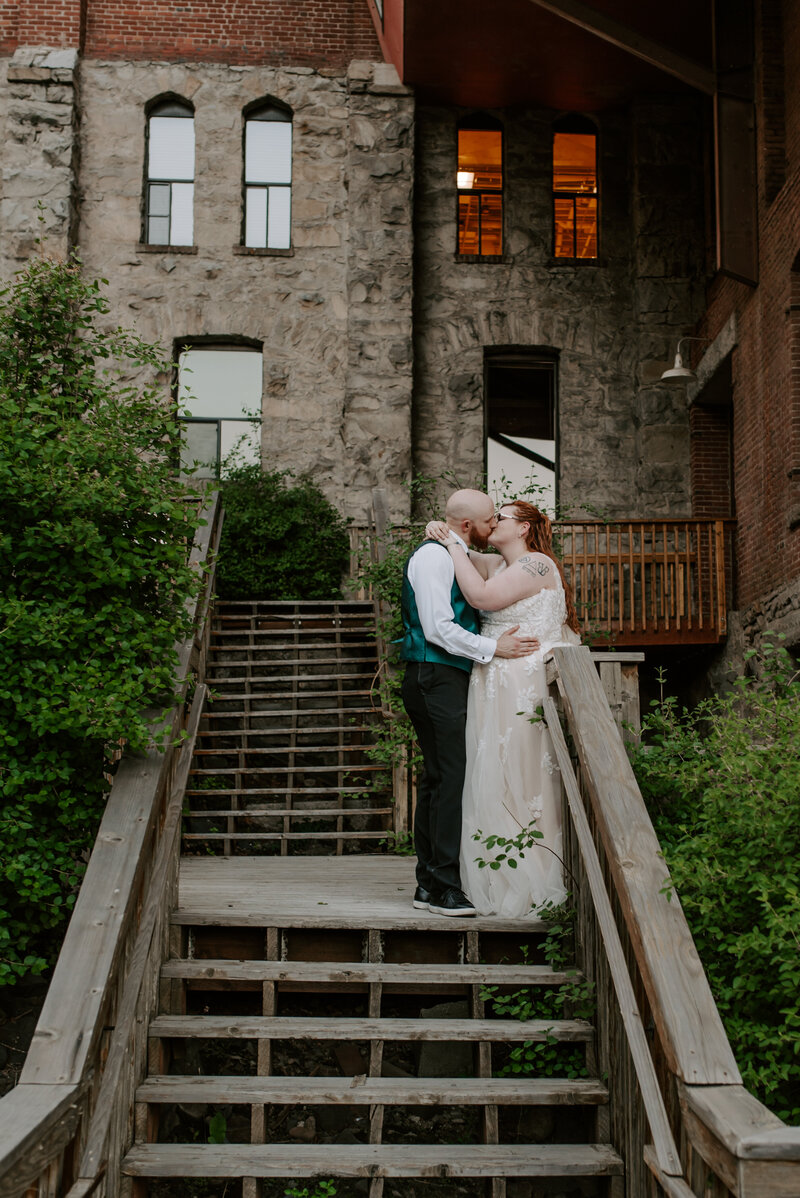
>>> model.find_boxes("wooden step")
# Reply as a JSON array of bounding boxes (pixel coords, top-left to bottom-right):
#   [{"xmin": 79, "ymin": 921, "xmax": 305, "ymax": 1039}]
[
  {"xmin": 200, "ymin": 704, "xmax": 376, "ymax": 714},
  {"xmin": 208, "ymin": 640, "xmax": 377, "ymax": 652},
  {"xmin": 184, "ymin": 786, "xmax": 386, "ymax": 797},
  {"xmin": 161, "ymin": 960, "xmax": 583, "ymax": 986},
  {"xmin": 189, "ymin": 764, "xmax": 384, "ymax": 777},
  {"xmin": 208, "ymin": 656, "xmax": 377, "ymax": 669},
  {"xmin": 203, "ymin": 689, "xmax": 375, "ymax": 702},
  {"xmin": 186, "ymin": 806, "xmax": 393, "ymax": 819},
  {"xmin": 208, "ymin": 671, "xmax": 375, "ymax": 684},
  {"xmin": 196, "ymin": 723, "xmax": 378, "ymax": 733},
  {"xmin": 210, "ymin": 628, "xmax": 375, "ymax": 640},
  {"xmin": 183, "ymin": 830, "xmax": 388, "ymax": 842},
  {"xmin": 148, "ymin": 1015, "xmax": 593, "ymax": 1042},
  {"xmin": 193, "ymin": 744, "xmax": 378, "ymax": 755},
  {"xmin": 122, "ymin": 1142, "xmax": 623, "ymax": 1179},
  {"xmin": 137, "ymin": 1074, "xmax": 608, "ymax": 1105}
]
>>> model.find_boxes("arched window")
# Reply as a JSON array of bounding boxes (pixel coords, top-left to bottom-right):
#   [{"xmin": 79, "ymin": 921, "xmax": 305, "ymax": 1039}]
[
  {"xmin": 552, "ymin": 114, "xmax": 598, "ymax": 259},
  {"xmin": 243, "ymin": 100, "xmax": 292, "ymax": 250},
  {"xmin": 145, "ymin": 97, "xmax": 195, "ymax": 247},
  {"xmin": 456, "ymin": 115, "xmax": 503, "ymax": 257}
]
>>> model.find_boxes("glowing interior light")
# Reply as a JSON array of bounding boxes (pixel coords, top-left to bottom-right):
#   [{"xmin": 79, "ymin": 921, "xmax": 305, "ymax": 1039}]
[{"xmin": 457, "ymin": 170, "xmax": 475, "ymax": 190}]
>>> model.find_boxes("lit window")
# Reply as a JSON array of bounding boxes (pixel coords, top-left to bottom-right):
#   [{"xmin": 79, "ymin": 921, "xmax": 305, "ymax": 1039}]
[
  {"xmin": 145, "ymin": 98, "xmax": 195, "ymax": 246},
  {"xmin": 243, "ymin": 102, "xmax": 292, "ymax": 250},
  {"xmin": 178, "ymin": 346, "xmax": 262, "ymax": 478},
  {"xmin": 553, "ymin": 115, "xmax": 598, "ymax": 259},
  {"xmin": 456, "ymin": 117, "xmax": 503, "ymax": 257}
]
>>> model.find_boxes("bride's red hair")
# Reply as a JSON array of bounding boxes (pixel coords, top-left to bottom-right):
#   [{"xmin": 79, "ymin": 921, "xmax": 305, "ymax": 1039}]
[{"xmin": 508, "ymin": 501, "xmax": 581, "ymax": 635}]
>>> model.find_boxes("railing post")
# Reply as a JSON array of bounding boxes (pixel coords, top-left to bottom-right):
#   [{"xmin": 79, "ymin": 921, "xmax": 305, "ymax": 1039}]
[
  {"xmin": 714, "ymin": 520, "xmax": 728, "ymax": 637},
  {"xmin": 590, "ymin": 652, "xmax": 644, "ymax": 747}
]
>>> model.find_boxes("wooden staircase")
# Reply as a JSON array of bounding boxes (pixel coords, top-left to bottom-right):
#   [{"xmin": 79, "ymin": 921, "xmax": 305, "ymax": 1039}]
[
  {"xmin": 184, "ymin": 600, "xmax": 394, "ymax": 856},
  {"xmin": 122, "ymin": 858, "xmax": 623, "ymax": 1196},
  {"xmin": 120, "ymin": 600, "xmax": 624, "ymax": 1196}
]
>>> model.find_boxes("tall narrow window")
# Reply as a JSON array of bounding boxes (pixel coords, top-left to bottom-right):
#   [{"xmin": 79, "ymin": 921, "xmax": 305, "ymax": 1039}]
[
  {"xmin": 243, "ymin": 101, "xmax": 292, "ymax": 250},
  {"xmin": 456, "ymin": 116, "xmax": 503, "ymax": 257},
  {"xmin": 485, "ymin": 353, "xmax": 557, "ymax": 510},
  {"xmin": 178, "ymin": 345, "xmax": 262, "ymax": 478},
  {"xmin": 145, "ymin": 98, "xmax": 195, "ymax": 246},
  {"xmin": 553, "ymin": 115, "xmax": 598, "ymax": 259}
]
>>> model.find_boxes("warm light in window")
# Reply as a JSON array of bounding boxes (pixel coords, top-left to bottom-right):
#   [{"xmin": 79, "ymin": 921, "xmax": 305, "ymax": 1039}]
[
  {"xmin": 553, "ymin": 130, "xmax": 598, "ymax": 259},
  {"xmin": 457, "ymin": 125, "xmax": 503, "ymax": 255}
]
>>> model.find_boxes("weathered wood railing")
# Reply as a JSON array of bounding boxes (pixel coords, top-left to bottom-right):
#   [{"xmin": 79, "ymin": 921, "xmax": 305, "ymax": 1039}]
[
  {"xmin": 545, "ymin": 645, "xmax": 800, "ymax": 1198},
  {"xmin": 557, "ymin": 519, "xmax": 734, "ymax": 646},
  {"xmin": 0, "ymin": 493, "xmax": 223, "ymax": 1198},
  {"xmin": 349, "ymin": 518, "xmax": 735, "ymax": 646}
]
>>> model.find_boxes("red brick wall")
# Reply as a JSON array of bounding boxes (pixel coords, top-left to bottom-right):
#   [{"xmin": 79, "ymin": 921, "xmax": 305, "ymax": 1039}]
[
  {"xmin": 0, "ymin": 0, "xmax": 18, "ymax": 52},
  {"xmin": 85, "ymin": 0, "xmax": 381, "ymax": 65},
  {"xmin": 690, "ymin": 405, "xmax": 733, "ymax": 518},
  {"xmin": 5, "ymin": 0, "xmax": 382, "ymax": 65},
  {"xmin": 693, "ymin": 0, "xmax": 800, "ymax": 610},
  {"xmin": 15, "ymin": 0, "xmax": 84, "ymax": 48}
]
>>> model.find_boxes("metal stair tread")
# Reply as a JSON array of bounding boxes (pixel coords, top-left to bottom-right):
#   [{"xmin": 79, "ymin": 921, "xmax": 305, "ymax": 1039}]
[
  {"xmin": 148, "ymin": 1014, "xmax": 593, "ymax": 1041},
  {"xmin": 121, "ymin": 1142, "xmax": 623, "ymax": 1178}
]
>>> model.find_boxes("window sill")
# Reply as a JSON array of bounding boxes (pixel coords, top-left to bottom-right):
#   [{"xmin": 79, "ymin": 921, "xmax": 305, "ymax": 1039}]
[
  {"xmin": 136, "ymin": 243, "xmax": 198, "ymax": 255},
  {"xmin": 545, "ymin": 256, "xmax": 605, "ymax": 268},
  {"xmin": 233, "ymin": 245, "xmax": 294, "ymax": 257},
  {"xmin": 454, "ymin": 254, "xmax": 509, "ymax": 264}
]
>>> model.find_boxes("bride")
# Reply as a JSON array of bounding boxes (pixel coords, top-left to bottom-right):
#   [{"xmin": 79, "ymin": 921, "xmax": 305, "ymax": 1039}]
[{"xmin": 426, "ymin": 500, "xmax": 581, "ymax": 918}]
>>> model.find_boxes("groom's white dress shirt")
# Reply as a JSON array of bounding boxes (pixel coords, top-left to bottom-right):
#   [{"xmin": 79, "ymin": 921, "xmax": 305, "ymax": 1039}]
[{"xmin": 406, "ymin": 532, "xmax": 496, "ymax": 665}]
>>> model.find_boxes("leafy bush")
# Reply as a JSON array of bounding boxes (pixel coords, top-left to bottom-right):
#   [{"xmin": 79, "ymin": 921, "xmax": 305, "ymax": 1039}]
[
  {"xmin": 215, "ymin": 463, "xmax": 349, "ymax": 600},
  {"xmin": 630, "ymin": 639, "xmax": 800, "ymax": 1120},
  {"xmin": 0, "ymin": 255, "xmax": 205, "ymax": 985}
]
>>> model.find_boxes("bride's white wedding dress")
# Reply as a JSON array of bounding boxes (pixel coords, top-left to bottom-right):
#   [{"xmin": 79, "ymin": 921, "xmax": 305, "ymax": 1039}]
[{"xmin": 460, "ymin": 559, "xmax": 579, "ymax": 918}]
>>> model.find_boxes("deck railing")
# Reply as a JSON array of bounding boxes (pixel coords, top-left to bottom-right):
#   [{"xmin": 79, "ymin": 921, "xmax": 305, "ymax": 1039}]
[
  {"xmin": 349, "ymin": 516, "xmax": 736, "ymax": 647},
  {"xmin": 546, "ymin": 646, "xmax": 800, "ymax": 1197},
  {"xmin": 0, "ymin": 494, "xmax": 222, "ymax": 1198},
  {"xmin": 558, "ymin": 519, "xmax": 734, "ymax": 646}
]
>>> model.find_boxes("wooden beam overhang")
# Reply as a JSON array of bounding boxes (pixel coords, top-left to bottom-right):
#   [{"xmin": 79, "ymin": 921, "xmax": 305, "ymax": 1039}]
[{"xmin": 524, "ymin": 0, "xmax": 716, "ymax": 94}]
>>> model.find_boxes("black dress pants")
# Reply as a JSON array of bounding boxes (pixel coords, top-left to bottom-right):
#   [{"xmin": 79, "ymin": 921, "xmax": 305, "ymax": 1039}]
[{"xmin": 401, "ymin": 661, "xmax": 470, "ymax": 893}]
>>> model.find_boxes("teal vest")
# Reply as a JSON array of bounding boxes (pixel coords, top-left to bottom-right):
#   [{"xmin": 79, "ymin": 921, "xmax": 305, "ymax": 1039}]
[{"xmin": 400, "ymin": 540, "xmax": 481, "ymax": 673}]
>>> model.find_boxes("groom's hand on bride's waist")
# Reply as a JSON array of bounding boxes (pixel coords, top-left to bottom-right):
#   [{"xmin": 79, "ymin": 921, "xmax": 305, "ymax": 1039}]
[{"xmin": 493, "ymin": 625, "xmax": 540, "ymax": 658}]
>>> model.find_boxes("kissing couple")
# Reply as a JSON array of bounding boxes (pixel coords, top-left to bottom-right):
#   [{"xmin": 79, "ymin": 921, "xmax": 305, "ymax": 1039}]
[{"xmin": 400, "ymin": 488, "xmax": 581, "ymax": 918}]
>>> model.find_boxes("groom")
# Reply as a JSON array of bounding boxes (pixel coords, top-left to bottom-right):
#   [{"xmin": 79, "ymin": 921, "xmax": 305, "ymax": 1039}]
[{"xmin": 400, "ymin": 489, "xmax": 539, "ymax": 916}]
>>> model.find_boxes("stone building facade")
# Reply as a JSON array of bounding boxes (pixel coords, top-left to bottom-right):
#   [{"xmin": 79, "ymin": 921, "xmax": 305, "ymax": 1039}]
[{"xmin": 3, "ymin": 0, "xmax": 797, "ymax": 664}]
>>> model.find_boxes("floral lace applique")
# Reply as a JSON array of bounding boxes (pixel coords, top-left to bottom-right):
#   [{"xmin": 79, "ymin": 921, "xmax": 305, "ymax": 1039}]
[
  {"xmin": 526, "ymin": 793, "xmax": 543, "ymax": 820},
  {"xmin": 542, "ymin": 751, "xmax": 559, "ymax": 776}
]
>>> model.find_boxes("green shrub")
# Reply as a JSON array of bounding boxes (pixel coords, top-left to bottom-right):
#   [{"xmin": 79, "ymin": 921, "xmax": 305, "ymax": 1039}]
[
  {"xmin": 215, "ymin": 463, "xmax": 349, "ymax": 600},
  {"xmin": 630, "ymin": 639, "xmax": 800, "ymax": 1120},
  {"xmin": 0, "ymin": 255, "xmax": 205, "ymax": 985}
]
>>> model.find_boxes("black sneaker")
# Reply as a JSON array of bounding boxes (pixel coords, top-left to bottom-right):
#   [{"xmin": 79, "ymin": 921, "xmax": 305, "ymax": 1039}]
[
  {"xmin": 413, "ymin": 885, "xmax": 433, "ymax": 910},
  {"xmin": 428, "ymin": 887, "xmax": 477, "ymax": 917}
]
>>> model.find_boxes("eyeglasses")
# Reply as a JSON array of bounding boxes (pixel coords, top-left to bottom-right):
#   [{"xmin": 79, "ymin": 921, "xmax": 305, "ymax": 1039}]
[{"xmin": 495, "ymin": 512, "xmax": 523, "ymax": 521}]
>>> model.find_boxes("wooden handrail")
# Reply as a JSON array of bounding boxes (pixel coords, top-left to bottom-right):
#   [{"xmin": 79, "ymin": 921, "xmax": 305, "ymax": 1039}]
[
  {"xmin": 546, "ymin": 645, "xmax": 800, "ymax": 1197},
  {"xmin": 0, "ymin": 492, "xmax": 222, "ymax": 1198}
]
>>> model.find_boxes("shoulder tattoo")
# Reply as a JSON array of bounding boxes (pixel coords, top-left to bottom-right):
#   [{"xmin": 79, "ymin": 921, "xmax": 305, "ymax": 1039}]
[{"xmin": 520, "ymin": 558, "xmax": 550, "ymax": 579}]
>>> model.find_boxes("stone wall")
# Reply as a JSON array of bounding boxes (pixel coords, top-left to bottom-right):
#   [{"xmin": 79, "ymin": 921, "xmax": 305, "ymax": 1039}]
[
  {"xmin": 1, "ymin": 47, "xmax": 80, "ymax": 267},
  {"xmin": 1, "ymin": 56, "xmax": 414, "ymax": 524},
  {"xmin": 412, "ymin": 97, "xmax": 706, "ymax": 518}
]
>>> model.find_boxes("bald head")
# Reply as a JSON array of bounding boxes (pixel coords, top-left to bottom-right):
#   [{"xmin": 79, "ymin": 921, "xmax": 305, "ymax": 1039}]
[
  {"xmin": 445, "ymin": 488, "xmax": 496, "ymax": 550},
  {"xmin": 445, "ymin": 489, "xmax": 495, "ymax": 524}
]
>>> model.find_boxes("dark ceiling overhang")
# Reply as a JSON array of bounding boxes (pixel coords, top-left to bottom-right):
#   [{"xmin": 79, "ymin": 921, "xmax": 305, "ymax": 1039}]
[{"xmin": 370, "ymin": 0, "xmax": 714, "ymax": 110}]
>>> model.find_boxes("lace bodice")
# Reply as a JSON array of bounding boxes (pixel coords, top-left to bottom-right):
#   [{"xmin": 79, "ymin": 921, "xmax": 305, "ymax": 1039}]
[{"xmin": 478, "ymin": 562, "xmax": 577, "ymax": 650}]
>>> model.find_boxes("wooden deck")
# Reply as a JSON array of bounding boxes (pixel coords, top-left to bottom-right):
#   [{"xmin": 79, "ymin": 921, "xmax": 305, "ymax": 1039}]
[{"xmin": 177, "ymin": 855, "xmax": 549, "ymax": 932}]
